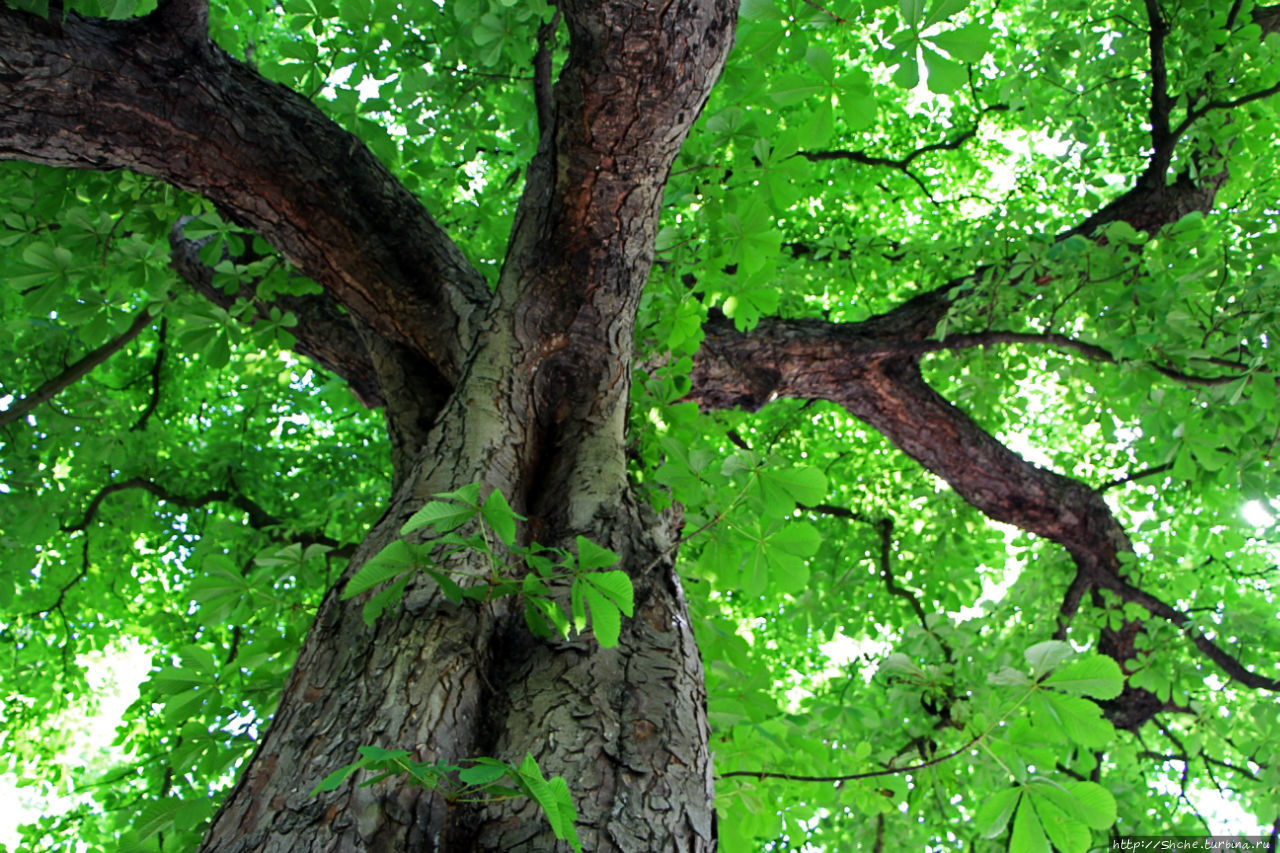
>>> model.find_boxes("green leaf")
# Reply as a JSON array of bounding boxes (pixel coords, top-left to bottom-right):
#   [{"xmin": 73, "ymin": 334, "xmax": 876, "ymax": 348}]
[
  {"xmin": 1067, "ymin": 781, "xmax": 1117, "ymax": 829},
  {"xmin": 342, "ymin": 539, "xmax": 419, "ymax": 599},
  {"xmin": 1040, "ymin": 693, "xmax": 1114, "ymax": 749},
  {"xmin": 927, "ymin": 24, "xmax": 990, "ymax": 62},
  {"xmin": 1024, "ymin": 640, "xmax": 1073, "ymax": 674},
  {"xmin": 739, "ymin": 0, "xmax": 785, "ymax": 21},
  {"xmin": 481, "ymin": 488, "xmax": 521, "ymax": 546},
  {"xmin": 547, "ymin": 776, "xmax": 583, "ymax": 853},
  {"xmin": 892, "ymin": 53, "xmax": 920, "ymax": 89},
  {"xmin": 576, "ymin": 535, "xmax": 620, "ymax": 571},
  {"xmin": 771, "ymin": 72, "xmax": 825, "ymax": 106},
  {"xmin": 759, "ymin": 464, "xmax": 828, "ymax": 510},
  {"xmin": 310, "ymin": 759, "xmax": 368, "ymax": 795},
  {"xmin": 584, "ymin": 587, "xmax": 623, "ymax": 647},
  {"xmin": 134, "ymin": 798, "xmax": 183, "ymax": 840},
  {"xmin": 525, "ymin": 595, "xmax": 570, "ymax": 639},
  {"xmin": 974, "ymin": 788, "xmax": 1021, "ymax": 838},
  {"xmin": 402, "ymin": 498, "xmax": 479, "ymax": 535},
  {"xmin": 989, "ymin": 666, "xmax": 1033, "ymax": 687},
  {"xmin": 921, "ymin": 0, "xmax": 969, "ymax": 28},
  {"xmin": 514, "ymin": 758, "xmax": 565, "ymax": 835},
  {"xmin": 515, "ymin": 754, "xmax": 581, "ymax": 850},
  {"xmin": 433, "ymin": 482, "xmax": 483, "ymax": 505},
  {"xmin": 1010, "ymin": 795, "xmax": 1051, "ymax": 853},
  {"xmin": 424, "ymin": 568, "xmax": 464, "ymax": 603},
  {"xmin": 357, "ymin": 745, "xmax": 411, "ymax": 762},
  {"xmin": 459, "ymin": 763, "xmax": 509, "ymax": 786},
  {"xmin": 922, "ymin": 46, "xmax": 966, "ymax": 93},
  {"xmin": 769, "ymin": 521, "xmax": 822, "ymax": 557},
  {"xmin": 1031, "ymin": 794, "xmax": 1091, "ymax": 853},
  {"xmin": 583, "ymin": 569, "xmax": 634, "ymax": 616},
  {"xmin": 362, "ymin": 573, "xmax": 411, "ymax": 625},
  {"xmin": 899, "ymin": 0, "xmax": 925, "ymax": 27},
  {"xmin": 1042, "ymin": 655, "xmax": 1124, "ymax": 699}
]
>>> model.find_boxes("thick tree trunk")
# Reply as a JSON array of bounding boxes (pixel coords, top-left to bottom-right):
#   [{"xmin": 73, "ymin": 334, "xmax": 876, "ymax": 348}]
[
  {"xmin": 201, "ymin": 471, "xmax": 712, "ymax": 852},
  {"xmin": 0, "ymin": 0, "xmax": 734, "ymax": 839},
  {"xmin": 168, "ymin": 0, "xmax": 737, "ymax": 844}
]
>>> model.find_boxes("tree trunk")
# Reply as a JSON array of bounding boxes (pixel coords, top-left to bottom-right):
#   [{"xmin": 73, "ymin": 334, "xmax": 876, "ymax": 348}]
[
  {"xmin": 0, "ymin": 0, "xmax": 734, "ymax": 840},
  {"xmin": 177, "ymin": 0, "xmax": 737, "ymax": 844},
  {"xmin": 201, "ymin": 475, "xmax": 713, "ymax": 852}
]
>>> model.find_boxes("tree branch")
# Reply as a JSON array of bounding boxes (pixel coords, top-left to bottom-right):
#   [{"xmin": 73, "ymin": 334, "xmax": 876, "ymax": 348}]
[
  {"xmin": 1053, "ymin": 569, "xmax": 1092, "ymax": 640},
  {"xmin": 1136, "ymin": 750, "xmax": 1263, "ymax": 782},
  {"xmin": 719, "ymin": 731, "xmax": 982, "ymax": 782},
  {"xmin": 1098, "ymin": 461, "xmax": 1173, "ymax": 491},
  {"xmin": 168, "ymin": 221, "xmax": 385, "ymax": 407},
  {"xmin": 0, "ymin": 6, "xmax": 489, "ymax": 385},
  {"xmin": 798, "ymin": 106, "xmax": 1008, "ymax": 171},
  {"xmin": 807, "ymin": 505, "xmax": 953, "ymax": 660},
  {"xmin": 62, "ymin": 476, "xmax": 353, "ymax": 555},
  {"xmin": 1096, "ymin": 573, "xmax": 1280, "ymax": 691},
  {"xmin": 689, "ymin": 310, "xmax": 1280, "ymax": 693},
  {"xmin": 1172, "ymin": 78, "xmax": 1280, "ymax": 144},
  {"xmin": 0, "ymin": 304, "xmax": 155, "ymax": 428},
  {"xmin": 533, "ymin": 8, "xmax": 561, "ymax": 140},
  {"xmin": 26, "ymin": 536, "xmax": 91, "ymax": 618},
  {"xmin": 885, "ymin": 331, "xmax": 1251, "ymax": 388},
  {"xmin": 1143, "ymin": 0, "xmax": 1174, "ymax": 166},
  {"xmin": 130, "ymin": 317, "xmax": 167, "ymax": 431}
]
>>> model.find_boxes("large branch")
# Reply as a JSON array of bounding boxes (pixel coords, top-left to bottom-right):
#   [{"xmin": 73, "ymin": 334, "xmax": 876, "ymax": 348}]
[
  {"xmin": 688, "ymin": 313, "xmax": 1280, "ymax": 697},
  {"xmin": 63, "ymin": 475, "xmax": 353, "ymax": 554},
  {"xmin": 683, "ymin": 0, "xmax": 1280, "ymax": 551},
  {"xmin": 683, "ymin": 70, "xmax": 1277, "ymax": 690},
  {"xmin": 0, "ymin": 6, "xmax": 488, "ymax": 385},
  {"xmin": 689, "ymin": 313, "xmax": 1129, "ymax": 570}
]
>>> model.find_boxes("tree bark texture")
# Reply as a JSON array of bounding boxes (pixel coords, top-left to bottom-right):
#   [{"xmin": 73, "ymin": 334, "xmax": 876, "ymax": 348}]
[{"xmin": 3, "ymin": 0, "xmax": 1278, "ymax": 849}]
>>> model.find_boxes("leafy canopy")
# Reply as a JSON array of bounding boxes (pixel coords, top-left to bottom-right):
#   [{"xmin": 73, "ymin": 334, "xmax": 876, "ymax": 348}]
[{"xmin": 2, "ymin": 0, "xmax": 1279, "ymax": 849}]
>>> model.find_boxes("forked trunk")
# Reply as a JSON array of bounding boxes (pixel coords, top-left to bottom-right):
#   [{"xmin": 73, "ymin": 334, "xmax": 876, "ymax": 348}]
[{"xmin": 198, "ymin": 0, "xmax": 737, "ymax": 842}]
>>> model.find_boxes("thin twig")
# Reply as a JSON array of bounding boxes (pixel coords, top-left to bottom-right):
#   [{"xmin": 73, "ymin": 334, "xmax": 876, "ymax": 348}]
[
  {"xmin": 1, "ymin": 304, "xmax": 157, "ymax": 428},
  {"xmin": 719, "ymin": 733, "xmax": 982, "ymax": 782}
]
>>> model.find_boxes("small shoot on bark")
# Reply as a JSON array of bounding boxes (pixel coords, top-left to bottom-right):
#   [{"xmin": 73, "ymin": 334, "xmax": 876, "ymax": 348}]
[
  {"xmin": 310, "ymin": 748, "xmax": 583, "ymax": 853},
  {"xmin": 344, "ymin": 484, "xmax": 634, "ymax": 648}
]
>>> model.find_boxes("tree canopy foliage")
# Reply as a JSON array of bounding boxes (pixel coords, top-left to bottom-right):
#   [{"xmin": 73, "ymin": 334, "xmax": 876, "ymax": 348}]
[{"xmin": 1, "ymin": 0, "xmax": 1279, "ymax": 849}]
